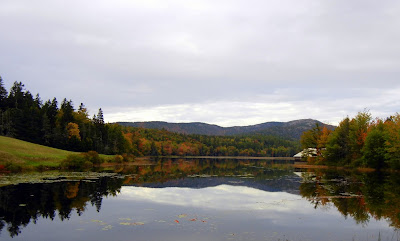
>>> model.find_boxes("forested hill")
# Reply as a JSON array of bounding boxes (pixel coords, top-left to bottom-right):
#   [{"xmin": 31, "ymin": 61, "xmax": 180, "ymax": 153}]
[
  {"xmin": 117, "ymin": 119, "xmax": 335, "ymax": 140},
  {"xmin": 0, "ymin": 77, "xmax": 302, "ymax": 157}
]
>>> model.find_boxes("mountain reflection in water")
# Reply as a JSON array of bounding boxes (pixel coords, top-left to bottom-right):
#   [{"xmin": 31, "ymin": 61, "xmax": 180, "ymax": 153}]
[{"xmin": 0, "ymin": 158, "xmax": 399, "ymax": 241}]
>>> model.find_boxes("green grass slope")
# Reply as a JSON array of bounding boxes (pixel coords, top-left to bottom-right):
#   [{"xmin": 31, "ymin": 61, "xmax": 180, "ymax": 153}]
[{"xmin": 0, "ymin": 136, "xmax": 77, "ymax": 167}]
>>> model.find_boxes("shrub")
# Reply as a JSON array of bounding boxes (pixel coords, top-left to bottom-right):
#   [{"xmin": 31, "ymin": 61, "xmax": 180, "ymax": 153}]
[
  {"xmin": 83, "ymin": 151, "xmax": 104, "ymax": 165},
  {"xmin": 114, "ymin": 155, "xmax": 124, "ymax": 163},
  {"xmin": 4, "ymin": 162, "xmax": 23, "ymax": 172},
  {"xmin": 61, "ymin": 151, "xmax": 105, "ymax": 170},
  {"xmin": 61, "ymin": 154, "xmax": 88, "ymax": 170}
]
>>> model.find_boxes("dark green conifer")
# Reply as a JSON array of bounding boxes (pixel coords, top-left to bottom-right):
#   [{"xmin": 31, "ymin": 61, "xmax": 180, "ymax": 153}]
[{"xmin": 0, "ymin": 76, "xmax": 8, "ymax": 110}]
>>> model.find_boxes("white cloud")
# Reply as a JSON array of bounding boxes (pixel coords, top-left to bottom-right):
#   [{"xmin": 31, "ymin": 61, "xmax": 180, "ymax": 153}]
[
  {"xmin": 105, "ymin": 87, "xmax": 400, "ymax": 126},
  {"xmin": 1, "ymin": 0, "xmax": 400, "ymax": 125}
]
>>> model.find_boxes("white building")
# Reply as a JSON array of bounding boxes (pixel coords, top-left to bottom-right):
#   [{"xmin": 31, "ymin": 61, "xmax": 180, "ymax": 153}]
[{"xmin": 293, "ymin": 148, "xmax": 318, "ymax": 160}]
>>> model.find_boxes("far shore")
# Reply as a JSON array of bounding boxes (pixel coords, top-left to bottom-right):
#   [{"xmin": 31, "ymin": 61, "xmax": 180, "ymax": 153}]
[{"xmin": 135, "ymin": 156, "xmax": 296, "ymax": 161}]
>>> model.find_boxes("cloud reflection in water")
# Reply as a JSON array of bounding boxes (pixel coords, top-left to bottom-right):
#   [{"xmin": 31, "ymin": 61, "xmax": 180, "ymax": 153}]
[{"xmin": 119, "ymin": 184, "xmax": 311, "ymax": 213}]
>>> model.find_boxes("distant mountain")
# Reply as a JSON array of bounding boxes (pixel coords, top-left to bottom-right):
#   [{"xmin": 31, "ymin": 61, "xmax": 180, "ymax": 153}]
[{"xmin": 117, "ymin": 119, "xmax": 335, "ymax": 140}]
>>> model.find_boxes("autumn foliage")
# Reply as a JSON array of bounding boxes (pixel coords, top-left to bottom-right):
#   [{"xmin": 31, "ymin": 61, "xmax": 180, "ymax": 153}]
[
  {"xmin": 120, "ymin": 126, "xmax": 300, "ymax": 157},
  {"xmin": 301, "ymin": 111, "xmax": 400, "ymax": 169}
]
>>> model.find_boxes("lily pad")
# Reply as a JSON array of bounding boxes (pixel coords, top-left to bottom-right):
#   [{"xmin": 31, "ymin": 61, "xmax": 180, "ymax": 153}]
[
  {"xmin": 102, "ymin": 225, "xmax": 113, "ymax": 231},
  {"xmin": 91, "ymin": 219, "xmax": 103, "ymax": 223},
  {"xmin": 119, "ymin": 222, "xmax": 145, "ymax": 226}
]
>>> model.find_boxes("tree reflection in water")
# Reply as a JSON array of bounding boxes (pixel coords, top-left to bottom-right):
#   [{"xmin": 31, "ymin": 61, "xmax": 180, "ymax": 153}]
[
  {"xmin": 1, "ymin": 158, "xmax": 399, "ymax": 238},
  {"xmin": 299, "ymin": 169, "xmax": 400, "ymax": 229},
  {"xmin": 0, "ymin": 158, "xmax": 294, "ymax": 237},
  {"xmin": 0, "ymin": 176, "xmax": 124, "ymax": 237}
]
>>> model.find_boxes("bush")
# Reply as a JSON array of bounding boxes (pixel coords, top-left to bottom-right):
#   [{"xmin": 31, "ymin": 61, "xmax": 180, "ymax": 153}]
[
  {"xmin": 83, "ymin": 151, "xmax": 104, "ymax": 165},
  {"xmin": 114, "ymin": 155, "xmax": 124, "ymax": 163},
  {"xmin": 61, "ymin": 154, "xmax": 88, "ymax": 170},
  {"xmin": 4, "ymin": 162, "xmax": 23, "ymax": 172},
  {"xmin": 61, "ymin": 151, "xmax": 104, "ymax": 170}
]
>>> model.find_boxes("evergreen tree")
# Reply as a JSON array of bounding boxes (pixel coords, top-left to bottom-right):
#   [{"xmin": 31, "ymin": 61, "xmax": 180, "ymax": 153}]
[
  {"xmin": 59, "ymin": 98, "xmax": 75, "ymax": 128},
  {"xmin": 48, "ymin": 98, "xmax": 58, "ymax": 129},
  {"xmin": 93, "ymin": 109, "xmax": 106, "ymax": 153},
  {"xmin": 0, "ymin": 76, "xmax": 8, "ymax": 110},
  {"xmin": 95, "ymin": 108, "xmax": 104, "ymax": 125},
  {"xmin": 8, "ymin": 81, "xmax": 25, "ymax": 109},
  {"xmin": 41, "ymin": 112, "xmax": 52, "ymax": 145},
  {"xmin": 25, "ymin": 92, "xmax": 42, "ymax": 143},
  {"xmin": 5, "ymin": 82, "xmax": 37, "ymax": 140},
  {"xmin": 34, "ymin": 94, "xmax": 42, "ymax": 108},
  {"xmin": 0, "ymin": 76, "xmax": 8, "ymax": 135}
]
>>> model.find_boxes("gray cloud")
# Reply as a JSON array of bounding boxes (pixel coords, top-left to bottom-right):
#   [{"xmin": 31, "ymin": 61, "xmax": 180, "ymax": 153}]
[{"xmin": 1, "ymin": 0, "xmax": 399, "ymax": 126}]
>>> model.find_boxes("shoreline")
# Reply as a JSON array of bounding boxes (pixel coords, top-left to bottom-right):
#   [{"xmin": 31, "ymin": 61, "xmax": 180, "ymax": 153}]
[{"xmin": 135, "ymin": 156, "xmax": 295, "ymax": 161}]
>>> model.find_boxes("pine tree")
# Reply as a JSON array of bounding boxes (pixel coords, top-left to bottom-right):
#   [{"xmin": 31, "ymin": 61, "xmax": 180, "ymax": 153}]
[
  {"xmin": 41, "ymin": 112, "xmax": 52, "ymax": 145},
  {"xmin": 34, "ymin": 94, "xmax": 42, "ymax": 108},
  {"xmin": 58, "ymin": 98, "xmax": 75, "ymax": 129},
  {"xmin": 92, "ymin": 109, "xmax": 106, "ymax": 153},
  {"xmin": 96, "ymin": 108, "xmax": 104, "ymax": 125},
  {"xmin": 8, "ymin": 81, "xmax": 25, "ymax": 109},
  {"xmin": 48, "ymin": 98, "xmax": 58, "ymax": 129},
  {"xmin": 0, "ymin": 76, "xmax": 8, "ymax": 110}
]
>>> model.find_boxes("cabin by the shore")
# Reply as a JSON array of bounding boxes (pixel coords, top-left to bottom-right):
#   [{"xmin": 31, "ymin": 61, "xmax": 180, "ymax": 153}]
[{"xmin": 293, "ymin": 148, "xmax": 317, "ymax": 160}]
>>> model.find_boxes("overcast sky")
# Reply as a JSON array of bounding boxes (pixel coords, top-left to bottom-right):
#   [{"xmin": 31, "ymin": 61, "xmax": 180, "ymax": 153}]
[{"xmin": 1, "ymin": 0, "xmax": 399, "ymax": 126}]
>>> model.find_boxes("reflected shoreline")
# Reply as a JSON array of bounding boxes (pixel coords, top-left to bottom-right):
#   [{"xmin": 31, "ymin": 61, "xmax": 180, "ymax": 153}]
[{"xmin": 1, "ymin": 158, "xmax": 400, "ymax": 238}]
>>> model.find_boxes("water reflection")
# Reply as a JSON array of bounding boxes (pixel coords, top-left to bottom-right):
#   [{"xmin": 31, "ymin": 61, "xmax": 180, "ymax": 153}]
[
  {"xmin": 299, "ymin": 169, "xmax": 400, "ymax": 229},
  {"xmin": 0, "ymin": 159, "xmax": 399, "ymax": 240},
  {"xmin": 119, "ymin": 185, "xmax": 302, "ymax": 211},
  {"xmin": 0, "ymin": 174, "xmax": 124, "ymax": 237}
]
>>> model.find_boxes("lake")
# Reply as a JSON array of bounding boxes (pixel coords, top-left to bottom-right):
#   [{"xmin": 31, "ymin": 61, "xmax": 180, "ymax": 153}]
[{"xmin": 0, "ymin": 158, "xmax": 399, "ymax": 241}]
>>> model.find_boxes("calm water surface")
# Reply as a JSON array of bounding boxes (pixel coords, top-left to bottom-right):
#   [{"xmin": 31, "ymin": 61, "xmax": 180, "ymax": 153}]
[{"xmin": 0, "ymin": 158, "xmax": 399, "ymax": 241}]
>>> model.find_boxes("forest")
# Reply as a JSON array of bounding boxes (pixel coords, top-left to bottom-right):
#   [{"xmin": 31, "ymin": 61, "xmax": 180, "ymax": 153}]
[
  {"xmin": 301, "ymin": 111, "xmax": 400, "ymax": 169},
  {"xmin": 0, "ymin": 77, "xmax": 300, "ymax": 158}
]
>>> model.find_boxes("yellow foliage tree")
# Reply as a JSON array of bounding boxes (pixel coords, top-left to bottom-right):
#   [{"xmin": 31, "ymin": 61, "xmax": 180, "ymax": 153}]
[{"xmin": 66, "ymin": 122, "xmax": 81, "ymax": 140}]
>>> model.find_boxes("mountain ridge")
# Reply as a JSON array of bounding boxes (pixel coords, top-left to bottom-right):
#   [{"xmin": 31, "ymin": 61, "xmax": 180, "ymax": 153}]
[{"xmin": 117, "ymin": 119, "xmax": 335, "ymax": 140}]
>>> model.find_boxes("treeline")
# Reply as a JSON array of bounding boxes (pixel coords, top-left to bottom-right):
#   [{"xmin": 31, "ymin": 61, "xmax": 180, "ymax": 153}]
[
  {"xmin": 301, "ymin": 111, "xmax": 400, "ymax": 169},
  {"xmin": 0, "ymin": 78, "xmax": 129, "ymax": 154},
  {"xmin": 123, "ymin": 127, "xmax": 301, "ymax": 157},
  {"xmin": 0, "ymin": 77, "xmax": 300, "ymax": 157}
]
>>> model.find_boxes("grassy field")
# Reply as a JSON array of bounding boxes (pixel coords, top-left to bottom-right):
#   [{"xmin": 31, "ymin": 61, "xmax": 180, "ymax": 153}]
[
  {"xmin": 0, "ymin": 136, "xmax": 77, "ymax": 167},
  {"xmin": 0, "ymin": 136, "xmax": 114, "ymax": 169}
]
